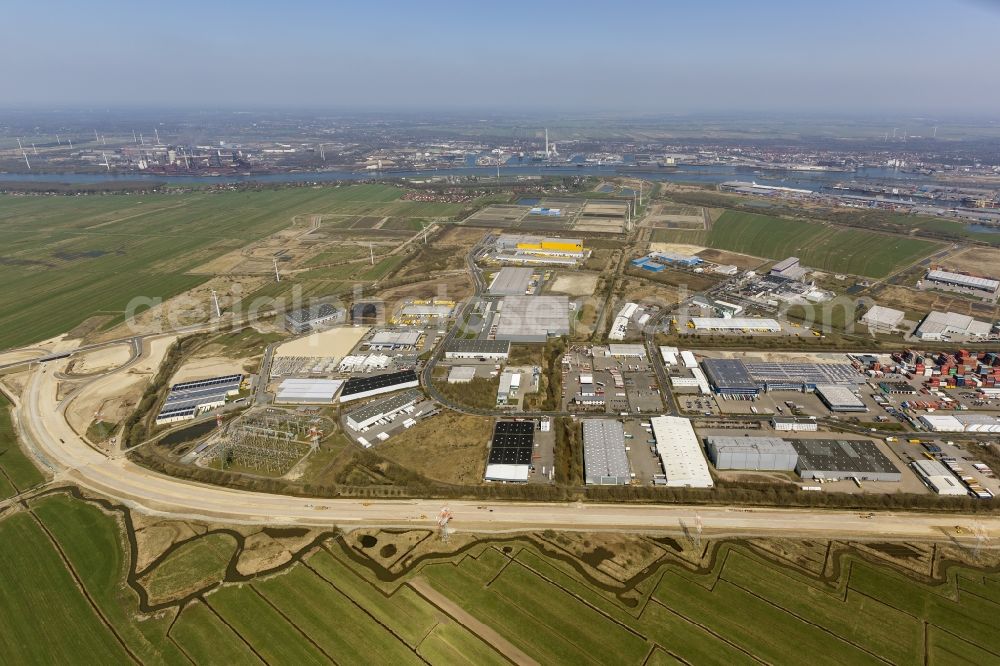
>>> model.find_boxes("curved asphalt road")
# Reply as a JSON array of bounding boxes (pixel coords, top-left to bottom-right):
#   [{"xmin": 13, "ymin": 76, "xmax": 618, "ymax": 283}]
[{"xmin": 8, "ymin": 328, "xmax": 1000, "ymax": 541}]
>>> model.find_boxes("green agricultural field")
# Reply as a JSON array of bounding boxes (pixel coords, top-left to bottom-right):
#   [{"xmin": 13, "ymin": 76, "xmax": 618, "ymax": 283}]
[
  {"xmin": 0, "ymin": 184, "xmax": 462, "ymax": 350},
  {"xmin": 0, "ymin": 512, "xmax": 132, "ymax": 665},
  {"xmin": 704, "ymin": 211, "xmax": 940, "ymax": 277},
  {"xmin": 650, "ymin": 228, "xmax": 709, "ymax": 245},
  {"xmin": 3, "ymin": 491, "xmax": 1000, "ymax": 665},
  {"xmin": 0, "ymin": 395, "xmax": 45, "ymax": 497}
]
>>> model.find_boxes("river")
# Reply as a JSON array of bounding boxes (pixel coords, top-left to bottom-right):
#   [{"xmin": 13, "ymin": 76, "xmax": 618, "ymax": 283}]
[{"xmin": 0, "ymin": 163, "xmax": 927, "ymax": 191}]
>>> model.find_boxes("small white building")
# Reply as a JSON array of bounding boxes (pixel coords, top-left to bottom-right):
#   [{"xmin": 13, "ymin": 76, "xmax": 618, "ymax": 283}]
[
  {"xmin": 772, "ymin": 416, "xmax": 818, "ymax": 432},
  {"xmin": 861, "ymin": 305, "xmax": 905, "ymax": 333},
  {"xmin": 659, "ymin": 346, "xmax": 679, "ymax": 366}
]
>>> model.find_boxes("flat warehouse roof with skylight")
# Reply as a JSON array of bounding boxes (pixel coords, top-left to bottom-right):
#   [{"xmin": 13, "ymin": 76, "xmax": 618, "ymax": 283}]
[
  {"xmin": 791, "ymin": 439, "xmax": 901, "ymax": 481},
  {"xmin": 495, "ymin": 295, "xmax": 570, "ymax": 342},
  {"xmin": 488, "ymin": 267, "xmax": 535, "ymax": 295},
  {"xmin": 582, "ymin": 419, "xmax": 631, "ymax": 485}
]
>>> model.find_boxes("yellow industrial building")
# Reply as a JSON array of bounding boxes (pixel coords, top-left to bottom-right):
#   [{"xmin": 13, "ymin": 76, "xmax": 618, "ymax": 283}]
[{"xmin": 516, "ymin": 238, "xmax": 584, "ymax": 253}]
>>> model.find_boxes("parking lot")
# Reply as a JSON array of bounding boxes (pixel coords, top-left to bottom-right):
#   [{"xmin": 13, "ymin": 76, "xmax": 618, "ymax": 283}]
[
  {"xmin": 623, "ymin": 418, "xmax": 663, "ymax": 484},
  {"xmin": 528, "ymin": 420, "xmax": 556, "ymax": 483},
  {"xmin": 346, "ymin": 398, "xmax": 439, "ymax": 446},
  {"xmin": 885, "ymin": 437, "xmax": 1000, "ymax": 497}
]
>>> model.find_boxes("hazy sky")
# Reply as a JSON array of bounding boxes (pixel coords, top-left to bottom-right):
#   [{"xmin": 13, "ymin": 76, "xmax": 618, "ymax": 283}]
[{"xmin": 3, "ymin": 0, "xmax": 999, "ymax": 114}]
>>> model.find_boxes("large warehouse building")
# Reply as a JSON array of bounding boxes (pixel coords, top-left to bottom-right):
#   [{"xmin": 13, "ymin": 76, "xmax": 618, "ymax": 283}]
[
  {"xmin": 790, "ymin": 439, "xmax": 901, "ymax": 482},
  {"xmin": 496, "ymin": 235, "xmax": 584, "ymax": 257},
  {"xmin": 814, "ymin": 384, "xmax": 868, "ymax": 412},
  {"xmin": 607, "ymin": 344, "xmax": 647, "ymax": 360},
  {"xmin": 860, "ymin": 305, "xmax": 905, "ymax": 333},
  {"xmin": 701, "ymin": 358, "xmax": 862, "ymax": 397},
  {"xmin": 649, "ymin": 416, "xmax": 714, "ymax": 488},
  {"xmin": 488, "ymin": 267, "xmax": 536, "ymax": 295},
  {"xmin": 690, "ymin": 318, "xmax": 782, "ymax": 333},
  {"xmin": 919, "ymin": 413, "xmax": 1000, "ymax": 433},
  {"xmin": 609, "ymin": 302, "xmax": 640, "ymax": 341},
  {"xmin": 495, "ymin": 295, "xmax": 570, "ymax": 342},
  {"xmin": 345, "ymin": 389, "xmax": 423, "ymax": 431},
  {"xmin": 444, "ymin": 339, "xmax": 510, "ymax": 361},
  {"xmin": 156, "ymin": 374, "xmax": 243, "ymax": 424},
  {"xmin": 368, "ymin": 330, "xmax": 421, "ymax": 350},
  {"xmin": 274, "ymin": 378, "xmax": 344, "ymax": 404},
  {"xmin": 914, "ymin": 311, "xmax": 992, "ymax": 341},
  {"xmin": 582, "ymin": 419, "xmax": 631, "ymax": 485},
  {"xmin": 705, "ymin": 436, "xmax": 798, "ymax": 471},
  {"xmin": 924, "ymin": 269, "xmax": 1000, "ymax": 299},
  {"xmin": 284, "ymin": 303, "xmax": 346, "ymax": 334},
  {"xmin": 339, "ymin": 370, "xmax": 419, "ymax": 403},
  {"xmin": 484, "ymin": 421, "xmax": 534, "ymax": 483},
  {"xmin": 770, "ymin": 256, "xmax": 807, "ymax": 281},
  {"xmin": 911, "ymin": 459, "xmax": 967, "ymax": 495}
]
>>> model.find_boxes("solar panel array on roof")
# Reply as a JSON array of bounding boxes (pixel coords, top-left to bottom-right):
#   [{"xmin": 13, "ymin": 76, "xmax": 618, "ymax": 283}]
[
  {"xmin": 340, "ymin": 370, "xmax": 418, "ymax": 397},
  {"xmin": 743, "ymin": 362, "xmax": 859, "ymax": 388},
  {"xmin": 171, "ymin": 374, "xmax": 243, "ymax": 393},
  {"xmin": 701, "ymin": 358, "xmax": 860, "ymax": 394},
  {"xmin": 157, "ymin": 405, "xmax": 197, "ymax": 420},
  {"xmin": 157, "ymin": 374, "xmax": 242, "ymax": 422},
  {"xmin": 488, "ymin": 421, "xmax": 534, "ymax": 465}
]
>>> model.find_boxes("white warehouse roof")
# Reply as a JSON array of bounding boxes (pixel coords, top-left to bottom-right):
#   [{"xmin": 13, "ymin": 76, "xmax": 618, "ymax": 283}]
[
  {"xmin": 926, "ymin": 269, "xmax": 1000, "ymax": 292},
  {"xmin": 691, "ymin": 317, "xmax": 782, "ymax": 332},
  {"xmin": 861, "ymin": 305, "xmax": 905, "ymax": 329},
  {"xmin": 608, "ymin": 344, "xmax": 647, "ymax": 359},
  {"xmin": 915, "ymin": 311, "xmax": 992, "ymax": 340},
  {"xmin": 911, "ymin": 459, "xmax": 967, "ymax": 495},
  {"xmin": 275, "ymin": 378, "xmax": 344, "ymax": 403},
  {"xmin": 660, "ymin": 346, "xmax": 679, "ymax": 366},
  {"xmin": 484, "ymin": 464, "xmax": 530, "ymax": 482},
  {"xmin": 650, "ymin": 416, "xmax": 714, "ymax": 488},
  {"xmin": 370, "ymin": 330, "xmax": 421, "ymax": 346}
]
